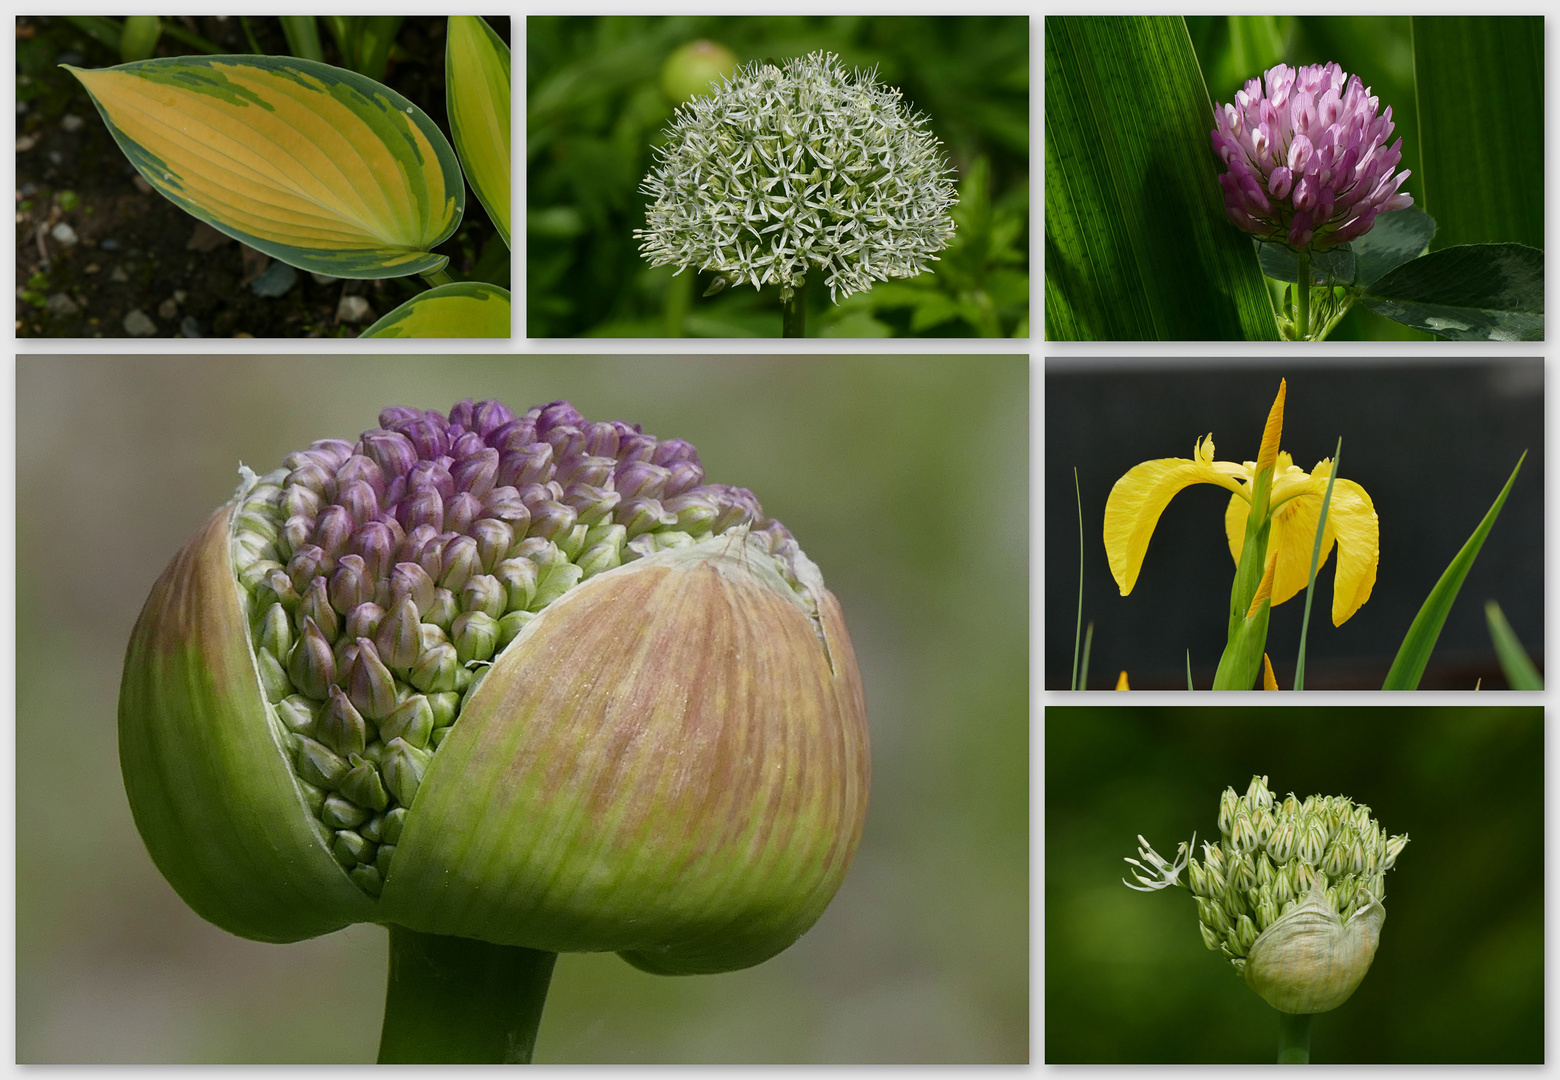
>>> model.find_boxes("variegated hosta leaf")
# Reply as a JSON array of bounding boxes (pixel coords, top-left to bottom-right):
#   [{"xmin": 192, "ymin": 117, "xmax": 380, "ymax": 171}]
[
  {"xmin": 446, "ymin": 16, "xmax": 510, "ymax": 248},
  {"xmin": 66, "ymin": 55, "xmax": 465, "ymax": 278},
  {"xmin": 360, "ymin": 282, "xmax": 511, "ymax": 338}
]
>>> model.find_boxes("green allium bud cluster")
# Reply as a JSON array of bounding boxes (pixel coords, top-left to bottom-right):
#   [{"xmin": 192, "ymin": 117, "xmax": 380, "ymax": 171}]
[
  {"xmin": 636, "ymin": 50, "xmax": 958, "ymax": 303},
  {"xmin": 1187, "ymin": 775, "xmax": 1407, "ymax": 976},
  {"xmin": 1126, "ymin": 775, "xmax": 1408, "ymax": 1015},
  {"xmin": 227, "ymin": 400, "xmax": 813, "ymax": 896}
]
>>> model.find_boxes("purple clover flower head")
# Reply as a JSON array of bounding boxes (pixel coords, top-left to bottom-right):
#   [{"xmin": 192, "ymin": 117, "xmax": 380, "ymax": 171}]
[
  {"xmin": 1211, "ymin": 63, "xmax": 1413, "ymax": 251},
  {"xmin": 118, "ymin": 398, "xmax": 868, "ymax": 980}
]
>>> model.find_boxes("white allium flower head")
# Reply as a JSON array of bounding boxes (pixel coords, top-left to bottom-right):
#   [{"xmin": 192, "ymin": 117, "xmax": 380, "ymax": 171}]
[{"xmin": 635, "ymin": 51, "xmax": 959, "ymax": 303}]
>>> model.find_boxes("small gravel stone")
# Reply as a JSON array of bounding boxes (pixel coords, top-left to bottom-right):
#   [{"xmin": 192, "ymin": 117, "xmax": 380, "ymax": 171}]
[
  {"xmin": 250, "ymin": 261, "xmax": 298, "ymax": 298},
  {"xmin": 50, "ymin": 222, "xmax": 78, "ymax": 247},
  {"xmin": 180, "ymin": 316, "xmax": 202, "ymax": 338},
  {"xmin": 60, "ymin": 114, "xmax": 84, "ymax": 133},
  {"xmin": 173, "ymin": 290, "xmax": 188, "ymax": 303},
  {"xmin": 46, "ymin": 293, "xmax": 79, "ymax": 317},
  {"xmin": 110, "ymin": 266, "xmax": 130, "ymax": 283},
  {"xmin": 131, "ymin": 175, "xmax": 153, "ymax": 195},
  {"xmin": 123, "ymin": 309, "xmax": 157, "ymax": 337},
  {"xmin": 337, "ymin": 295, "xmax": 376, "ymax": 324},
  {"xmin": 157, "ymin": 297, "xmax": 180, "ymax": 320},
  {"xmin": 100, "ymin": 238, "xmax": 120, "ymax": 252},
  {"xmin": 311, "ymin": 273, "xmax": 342, "ymax": 286},
  {"xmin": 15, "ymin": 134, "xmax": 37, "ymax": 152}
]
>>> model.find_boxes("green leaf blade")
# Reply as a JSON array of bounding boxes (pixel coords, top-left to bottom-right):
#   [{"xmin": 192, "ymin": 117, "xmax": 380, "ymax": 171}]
[
  {"xmin": 1044, "ymin": 16, "xmax": 1278, "ymax": 341},
  {"xmin": 1362, "ymin": 243, "xmax": 1543, "ymax": 341},
  {"xmin": 447, "ymin": 16, "xmax": 512, "ymax": 249},
  {"xmin": 1485, "ymin": 601, "xmax": 1543, "ymax": 691},
  {"xmin": 1413, "ymin": 16, "xmax": 1544, "ymax": 251},
  {"xmin": 360, "ymin": 282, "xmax": 512, "ymax": 338},
  {"xmin": 1382, "ymin": 453, "xmax": 1526, "ymax": 690},
  {"xmin": 66, "ymin": 55, "xmax": 465, "ymax": 279}
]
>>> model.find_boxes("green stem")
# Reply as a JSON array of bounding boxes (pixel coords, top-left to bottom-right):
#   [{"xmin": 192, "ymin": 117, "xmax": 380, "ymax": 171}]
[
  {"xmin": 421, "ymin": 268, "xmax": 455, "ymax": 288},
  {"xmin": 1278, "ymin": 1011, "xmax": 1312, "ymax": 1064},
  {"xmin": 782, "ymin": 279, "xmax": 806, "ymax": 337},
  {"xmin": 377, "ymin": 925, "xmax": 557, "ymax": 1064},
  {"xmin": 1295, "ymin": 250, "xmax": 1311, "ymax": 341}
]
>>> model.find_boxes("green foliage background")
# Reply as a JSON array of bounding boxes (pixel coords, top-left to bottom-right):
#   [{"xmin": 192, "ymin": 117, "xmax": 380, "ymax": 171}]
[
  {"xmin": 1046, "ymin": 706, "xmax": 1542, "ymax": 1063},
  {"xmin": 16, "ymin": 354, "xmax": 1027, "ymax": 1063},
  {"xmin": 528, "ymin": 16, "xmax": 1029, "ymax": 338}
]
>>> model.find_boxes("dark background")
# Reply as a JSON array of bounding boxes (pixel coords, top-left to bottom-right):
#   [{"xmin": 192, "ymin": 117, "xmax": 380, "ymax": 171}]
[
  {"xmin": 1045, "ymin": 705, "xmax": 1543, "ymax": 1063},
  {"xmin": 1045, "ymin": 359, "xmax": 1543, "ymax": 689}
]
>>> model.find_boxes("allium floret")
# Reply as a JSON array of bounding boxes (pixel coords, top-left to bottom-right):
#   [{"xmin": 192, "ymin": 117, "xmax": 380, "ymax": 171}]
[
  {"xmin": 636, "ymin": 51, "xmax": 958, "ymax": 302},
  {"xmin": 1211, "ymin": 62, "xmax": 1413, "ymax": 251}
]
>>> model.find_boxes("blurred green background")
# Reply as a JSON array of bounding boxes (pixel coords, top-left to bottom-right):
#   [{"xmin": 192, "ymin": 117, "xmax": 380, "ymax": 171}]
[
  {"xmin": 16, "ymin": 354, "xmax": 1027, "ymax": 1063},
  {"xmin": 1046, "ymin": 706, "xmax": 1542, "ymax": 1063},
  {"xmin": 528, "ymin": 16, "xmax": 1029, "ymax": 338}
]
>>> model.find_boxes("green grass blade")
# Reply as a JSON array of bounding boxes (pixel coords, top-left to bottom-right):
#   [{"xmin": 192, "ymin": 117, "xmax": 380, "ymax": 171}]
[
  {"xmin": 1044, "ymin": 16, "xmax": 1279, "ymax": 340},
  {"xmin": 1413, "ymin": 17, "xmax": 1543, "ymax": 250},
  {"xmin": 1185, "ymin": 650, "xmax": 1193, "ymax": 691},
  {"xmin": 1382, "ymin": 452, "xmax": 1526, "ymax": 689},
  {"xmin": 1485, "ymin": 601, "xmax": 1543, "ymax": 690},
  {"xmin": 1080, "ymin": 622, "xmax": 1094, "ymax": 692},
  {"xmin": 1072, "ymin": 468, "xmax": 1084, "ymax": 690},
  {"xmin": 279, "ymin": 17, "xmax": 325, "ymax": 63},
  {"xmin": 1293, "ymin": 438, "xmax": 1342, "ymax": 691}
]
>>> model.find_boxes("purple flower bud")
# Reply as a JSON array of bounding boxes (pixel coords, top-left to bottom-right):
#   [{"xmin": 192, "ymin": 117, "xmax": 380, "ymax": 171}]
[
  {"xmin": 529, "ymin": 500, "xmax": 578, "ymax": 543},
  {"xmin": 555, "ymin": 454, "xmax": 615, "ymax": 489},
  {"xmin": 461, "ymin": 573, "xmax": 507, "ymax": 620},
  {"xmin": 1210, "ymin": 62, "xmax": 1413, "ymax": 250},
  {"xmin": 321, "ymin": 685, "xmax": 368, "ymax": 757},
  {"xmin": 617, "ymin": 432, "xmax": 657, "ymax": 465},
  {"xmin": 288, "ymin": 460, "xmax": 337, "ymax": 502},
  {"xmin": 615, "ymin": 461, "xmax": 671, "ymax": 501},
  {"xmin": 439, "ymin": 535, "xmax": 481, "ymax": 593},
  {"xmin": 348, "ymin": 521, "xmax": 396, "ymax": 582},
  {"xmin": 295, "ymin": 575, "xmax": 338, "ymax": 640},
  {"xmin": 328, "ymin": 554, "xmax": 373, "ymax": 615},
  {"xmin": 288, "ymin": 616, "xmax": 336, "ymax": 701},
  {"xmin": 388, "ymin": 562, "xmax": 437, "ymax": 614},
  {"xmin": 375, "ymin": 594, "xmax": 423, "ymax": 669},
  {"xmin": 397, "ymin": 488, "xmax": 444, "ymax": 535},
  {"xmin": 443, "ymin": 491, "xmax": 480, "ymax": 537},
  {"xmin": 494, "ymin": 557, "xmax": 538, "ymax": 612},
  {"xmin": 348, "ymin": 639, "xmax": 398, "ymax": 722},
  {"xmin": 652, "ymin": 438, "xmax": 700, "ymax": 468},
  {"xmin": 452, "ymin": 447, "xmax": 500, "ymax": 499},
  {"xmin": 284, "ymin": 483, "xmax": 324, "ymax": 520},
  {"xmin": 360, "ymin": 430, "xmax": 417, "ymax": 480},
  {"xmin": 479, "ymin": 487, "xmax": 531, "ymax": 532},
  {"xmin": 343, "ymin": 602, "xmax": 384, "ymax": 643},
  {"xmin": 546, "ymin": 424, "xmax": 586, "ymax": 461},
  {"xmin": 407, "ymin": 460, "xmax": 456, "ymax": 502},
  {"xmin": 312, "ymin": 505, "xmax": 354, "ymax": 559},
  {"xmin": 563, "ymin": 482, "xmax": 621, "ymax": 526},
  {"xmin": 337, "ymin": 479, "xmax": 380, "ymax": 527},
  {"xmin": 664, "ymin": 460, "xmax": 706, "ymax": 498},
  {"xmin": 335, "ymin": 453, "xmax": 387, "ymax": 499},
  {"xmin": 534, "ymin": 401, "xmax": 584, "ymax": 433},
  {"xmin": 288, "ymin": 545, "xmax": 330, "ymax": 595}
]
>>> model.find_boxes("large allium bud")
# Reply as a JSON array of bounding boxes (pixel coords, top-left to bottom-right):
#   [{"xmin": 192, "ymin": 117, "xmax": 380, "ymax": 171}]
[
  {"xmin": 636, "ymin": 51, "xmax": 958, "ymax": 302},
  {"xmin": 1211, "ymin": 63, "xmax": 1413, "ymax": 251},
  {"xmin": 119, "ymin": 399, "xmax": 869, "ymax": 975},
  {"xmin": 1184, "ymin": 776, "xmax": 1408, "ymax": 1013}
]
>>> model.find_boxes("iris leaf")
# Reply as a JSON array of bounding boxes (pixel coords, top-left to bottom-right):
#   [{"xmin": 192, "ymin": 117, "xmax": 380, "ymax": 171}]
[
  {"xmin": 1413, "ymin": 16, "xmax": 1544, "ymax": 251},
  {"xmin": 1382, "ymin": 453, "xmax": 1525, "ymax": 690},
  {"xmin": 1044, "ymin": 16, "xmax": 1278, "ymax": 340},
  {"xmin": 1485, "ymin": 601, "xmax": 1543, "ymax": 691}
]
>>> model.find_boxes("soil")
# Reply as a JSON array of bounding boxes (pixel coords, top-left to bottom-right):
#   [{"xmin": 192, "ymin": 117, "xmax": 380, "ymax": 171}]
[{"xmin": 15, "ymin": 15, "xmax": 510, "ymax": 338}]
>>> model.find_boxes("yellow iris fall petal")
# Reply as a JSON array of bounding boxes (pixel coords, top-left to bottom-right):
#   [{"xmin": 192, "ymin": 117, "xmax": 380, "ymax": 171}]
[
  {"xmin": 1224, "ymin": 454, "xmax": 1379, "ymax": 626},
  {"xmin": 1105, "ymin": 441, "xmax": 1379, "ymax": 626}
]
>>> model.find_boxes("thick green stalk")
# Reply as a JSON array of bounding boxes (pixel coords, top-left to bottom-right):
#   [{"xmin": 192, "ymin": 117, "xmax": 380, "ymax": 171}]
[
  {"xmin": 1295, "ymin": 250, "xmax": 1311, "ymax": 341},
  {"xmin": 783, "ymin": 279, "xmax": 807, "ymax": 338},
  {"xmin": 377, "ymin": 925, "xmax": 556, "ymax": 1064},
  {"xmin": 1278, "ymin": 1011, "xmax": 1312, "ymax": 1064},
  {"xmin": 421, "ymin": 268, "xmax": 455, "ymax": 288}
]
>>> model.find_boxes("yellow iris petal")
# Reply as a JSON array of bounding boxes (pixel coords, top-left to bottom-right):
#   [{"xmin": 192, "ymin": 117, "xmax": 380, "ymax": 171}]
[
  {"xmin": 1104, "ymin": 442, "xmax": 1249, "ymax": 596},
  {"xmin": 1225, "ymin": 457, "xmax": 1379, "ymax": 625}
]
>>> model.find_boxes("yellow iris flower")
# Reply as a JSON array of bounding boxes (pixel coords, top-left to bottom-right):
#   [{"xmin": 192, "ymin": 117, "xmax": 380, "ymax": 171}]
[{"xmin": 1104, "ymin": 405, "xmax": 1379, "ymax": 627}]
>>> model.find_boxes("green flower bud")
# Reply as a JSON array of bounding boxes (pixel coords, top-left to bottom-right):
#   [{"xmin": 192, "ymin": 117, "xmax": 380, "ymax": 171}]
[
  {"xmin": 1125, "ymin": 775, "xmax": 1407, "ymax": 1015},
  {"xmin": 118, "ymin": 399, "xmax": 867, "ymax": 986}
]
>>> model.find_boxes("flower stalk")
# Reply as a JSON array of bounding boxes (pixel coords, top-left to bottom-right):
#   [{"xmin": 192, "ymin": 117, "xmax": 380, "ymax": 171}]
[
  {"xmin": 783, "ymin": 277, "xmax": 807, "ymax": 338},
  {"xmin": 1278, "ymin": 1012, "xmax": 1312, "ymax": 1064},
  {"xmin": 378, "ymin": 928, "xmax": 556, "ymax": 1064}
]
